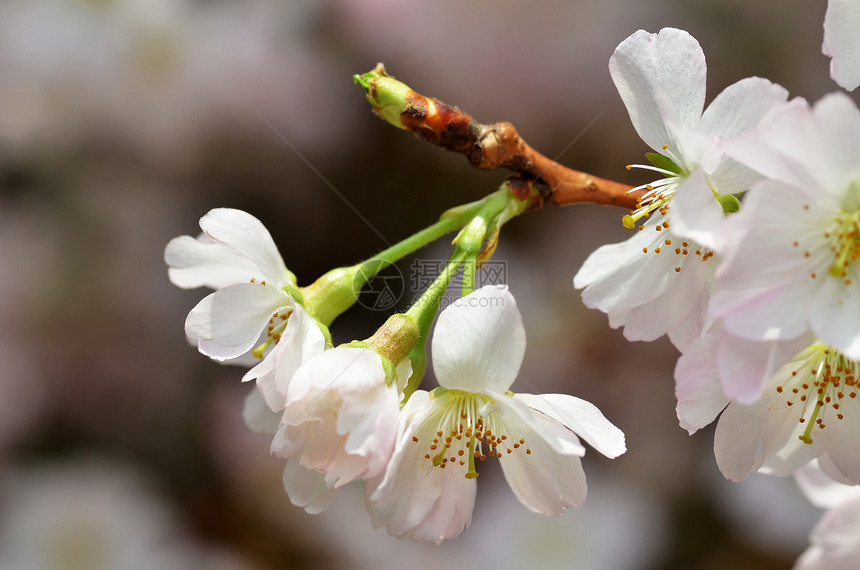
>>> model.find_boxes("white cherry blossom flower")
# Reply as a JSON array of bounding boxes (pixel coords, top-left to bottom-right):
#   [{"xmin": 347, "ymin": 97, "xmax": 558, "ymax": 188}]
[
  {"xmin": 167, "ymin": 208, "xmax": 328, "ymax": 410},
  {"xmin": 366, "ymin": 286, "xmax": 625, "ymax": 543},
  {"xmin": 574, "ymin": 27, "xmax": 788, "ymax": 350},
  {"xmin": 271, "ymin": 346, "xmax": 411, "ymax": 513},
  {"xmin": 823, "ymin": 0, "xmax": 860, "ymax": 91},
  {"xmin": 714, "ymin": 343, "xmax": 860, "ymax": 484},
  {"xmin": 714, "ymin": 93, "xmax": 860, "ymax": 360}
]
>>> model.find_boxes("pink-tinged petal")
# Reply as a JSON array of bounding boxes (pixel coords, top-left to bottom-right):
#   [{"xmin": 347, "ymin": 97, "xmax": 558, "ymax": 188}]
[
  {"xmin": 165, "ymin": 234, "xmax": 263, "ymax": 290},
  {"xmin": 674, "ymin": 330, "xmax": 729, "ymax": 434},
  {"xmin": 698, "ymin": 77, "xmax": 789, "ymax": 140},
  {"xmin": 670, "ymin": 169, "xmax": 726, "ymax": 250},
  {"xmin": 337, "ymin": 383, "xmax": 400, "ymax": 478},
  {"xmin": 818, "ymin": 402, "xmax": 860, "ymax": 484},
  {"xmin": 243, "ymin": 303, "xmax": 327, "ymax": 411},
  {"xmin": 431, "ymin": 286, "xmax": 525, "ymax": 393},
  {"xmin": 609, "ymin": 28, "xmax": 706, "ymax": 153},
  {"xmin": 795, "ymin": 459, "xmax": 860, "ymax": 508},
  {"xmin": 241, "ymin": 387, "xmax": 281, "ymax": 434},
  {"xmin": 367, "ymin": 392, "xmax": 476, "ymax": 543},
  {"xmin": 710, "ymin": 279, "xmax": 819, "ymax": 343},
  {"xmin": 795, "ymin": 495, "xmax": 860, "ymax": 570},
  {"xmin": 286, "ymin": 347, "xmax": 385, "ymax": 406},
  {"xmin": 723, "ymin": 97, "xmax": 855, "ymax": 200},
  {"xmin": 717, "ymin": 333, "xmax": 814, "ymax": 405},
  {"xmin": 199, "ymin": 208, "xmax": 290, "ymax": 287},
  {"xmin": 811, "ymin": 278, "xmax": 860, "ymax": 361},
  {"xmin": 281, "ymin": 458, "xmax": 337, "ymax": 515},
  {"xmin": 576, "ymin": 220, "xmax": 685, "ymax": 314},
  {"xmin": 809, "ymin": 94, "xmax": 860, "ymax": 193},
  {"xmin": 185, "ymin": 283, "xmax": 291, "ymax": 360},
  {"xmin": 713, "ymin": 180, "xmax": 827, "ymax": 284},
  {"xmin": 513, "ymin": 393, "xmax": 625, "ymax": 458},
  {"xmin": 824, "ymin": 0, "xmax": 860, "ymax": 91}
]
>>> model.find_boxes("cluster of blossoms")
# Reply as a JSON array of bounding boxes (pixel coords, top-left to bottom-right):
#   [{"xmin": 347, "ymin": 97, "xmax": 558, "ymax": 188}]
[
  {"xmin": 166, "ymin": 203, "xmax": 624, "ymax": 543},
  {"xmin": 574, "ymin": 21, "xmax": 860, "ymax": 566},
  {"xmin": 165, "ymin": 3, "xmax": 860, "ymax": 559}
]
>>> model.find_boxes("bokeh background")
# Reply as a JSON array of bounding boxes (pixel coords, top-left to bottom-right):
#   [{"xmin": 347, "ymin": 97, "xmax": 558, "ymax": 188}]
[{"xmin": 1, "ymin": 0, "xmax": 858, "ymax": 568}]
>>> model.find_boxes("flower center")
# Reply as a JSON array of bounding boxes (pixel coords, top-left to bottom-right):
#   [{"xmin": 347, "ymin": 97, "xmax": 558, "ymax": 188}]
[
  {"xmin": 252, "ymin": 308, "xmax": 292, "ymax": 358},
  {"xmin": 637, "ymin": 212, "xmax": 715, "ymax": 273},
  {"xmin": 775, "ymin": 344, "xmax": 858, "ymax": 444},
  {"xmin": 622, "ymin": 146, "xmax": 686, "ymax": 229},
  {"xmin": 826, "ymin": 209, "xmax": 860, "ymax": 283},
  {"xmin": 413, "ymin": 389, "xmax": 531, "ymax": 479}
]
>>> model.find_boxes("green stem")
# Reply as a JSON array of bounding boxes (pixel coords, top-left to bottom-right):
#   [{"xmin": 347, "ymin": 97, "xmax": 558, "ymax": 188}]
[
  {"xmin": 462, "ymin": 253, "xmax": 477, "ymax": 297},
  {"xmin": 353, "ymin": 202, "xmax": 485, "ymax": 291},
  {"xmin": 401, "ymin": 249, "xmax": 468, "ymax": 399}
]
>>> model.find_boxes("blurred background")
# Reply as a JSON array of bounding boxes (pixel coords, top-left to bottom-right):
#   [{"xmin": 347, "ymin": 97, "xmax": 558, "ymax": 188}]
[{"xmin": 0, "ymin": 0, "xmax": 857, "ymax": 568}]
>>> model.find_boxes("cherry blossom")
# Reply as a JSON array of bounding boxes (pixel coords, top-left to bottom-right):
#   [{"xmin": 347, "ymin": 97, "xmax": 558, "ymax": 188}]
[
  {"xmin": 272, "ymin": 346, "xmax": 411, "ymax": 513},
  {"xmin": 713, "ymin": 93, "xmax": 860, "ymax": 360},
  {"xmin": 714, "ymin": 344, "xmax": 860, "ymax": 485},
  {"xmin": 575, "ymin": 27, "xmax": 787, "ymax": 350},
  {"xmin": 366, "ymin": 286, "xmax": 625, "ymax": 543}
]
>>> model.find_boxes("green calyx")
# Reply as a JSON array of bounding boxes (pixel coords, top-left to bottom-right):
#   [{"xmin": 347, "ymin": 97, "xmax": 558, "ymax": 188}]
[
  {"xmin": 300, "ymin": 265, "xmax": 361, "ymax": 327},
  {"xmin": 353, "ymin": 64, "xmax": 412, "ymax": 131}
]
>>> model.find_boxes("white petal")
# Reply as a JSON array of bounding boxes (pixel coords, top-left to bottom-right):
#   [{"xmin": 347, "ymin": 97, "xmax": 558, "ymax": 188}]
[
  {"xmin": 185, "ymin": 283, "xmax": 291, "ymax": 360},
  {"xmin": 241, "ymin": 387, "xmax": 281, "ymax": 434},
  {"xmin": 514, "ymin": 393, "xmax": 625, "ymax": 458},
  {"xmin": 698, "ymin": 76, "xmax": 789, "ymax": 140},
  {"xmin": 164, "ymin": 234, "xmax": 263, "ymax": 290},
  {"xmin": 609, "ymin": 28, "xmax": 706, "ymax": 152},
  {"xmin": 243, "ymin": 303, "xmax": 327, "ymax": 411},
  {"xmin": 281, "ymin": 457, "xmax": 338, "ymax": 515},
  {"xmin": 674, "ymin": 329, "xmax": 729, "ymax": 434},
  {"xmin": 576, "ymin": 219, "xmax": 684, "ymax": 313},
  {"xmin": 431, "ymin": 286, "xmax": 525, "ymax": 393},
  {"xmin": 824, "ymin": 0, "xmax": 860, "ymax": 91},
  {"xmin": 669, "ymin": 169, "xmax": 726, "ymax": 250},
  {"xmin": 811, "ymin": 276, "xmax": 860, "ymax": 361},
  {"xmin": 819, "ymin": 401, "xmax": 860, "ymax": 484},
  {"xmin": 612, "ymin": 247, "xmax": 712, "ymax": 345},
  {"xmin": 714, "ymin": 382, "xmax": 816, "ymax": 481},
  {"xmin": 199, "ymin": 208, "xmax": 291, "ymax": 288},
  {"xmin": 367, "ymin": 392, "xmax": 477, "ymax": 543},
  {"xmin": 492, "ymin": 397, "xmax": 588, "ymax": 514}
]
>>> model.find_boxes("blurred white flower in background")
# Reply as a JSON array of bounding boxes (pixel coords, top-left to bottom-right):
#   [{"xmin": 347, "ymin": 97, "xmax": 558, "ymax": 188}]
[{"xmin": 0, "ymin": 456, "xmax": 255, "ymax": 570}]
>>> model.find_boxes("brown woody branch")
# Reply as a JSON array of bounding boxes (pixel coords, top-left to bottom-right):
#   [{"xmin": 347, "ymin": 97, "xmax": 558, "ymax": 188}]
[{"xmin": 355, "ymin": 64, "xmax": 642, "ymax": 209}]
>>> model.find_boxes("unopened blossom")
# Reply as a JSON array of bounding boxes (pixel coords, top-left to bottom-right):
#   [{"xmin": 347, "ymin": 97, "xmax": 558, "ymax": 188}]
[
  {"xmin": 367, "ymin": 286, "xmax": 625, "ymax": 543},
  {"xmin": 272, "ymin": 344, "xmax": 411, "ymax": 513},
  {"xmin": 713, "ymin": 93, "xmax": 860, "ymax": 360},
  {"xmin": 715, "ymin": 343, "xmax": 860, "ymax": 485},
  {"xmin": 575, "ymin": 27, "xmax": 788, "ymax": 350},
  {"xmin": 823, "ymin": 0, "xmax": 860, "ymax": 91}
]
